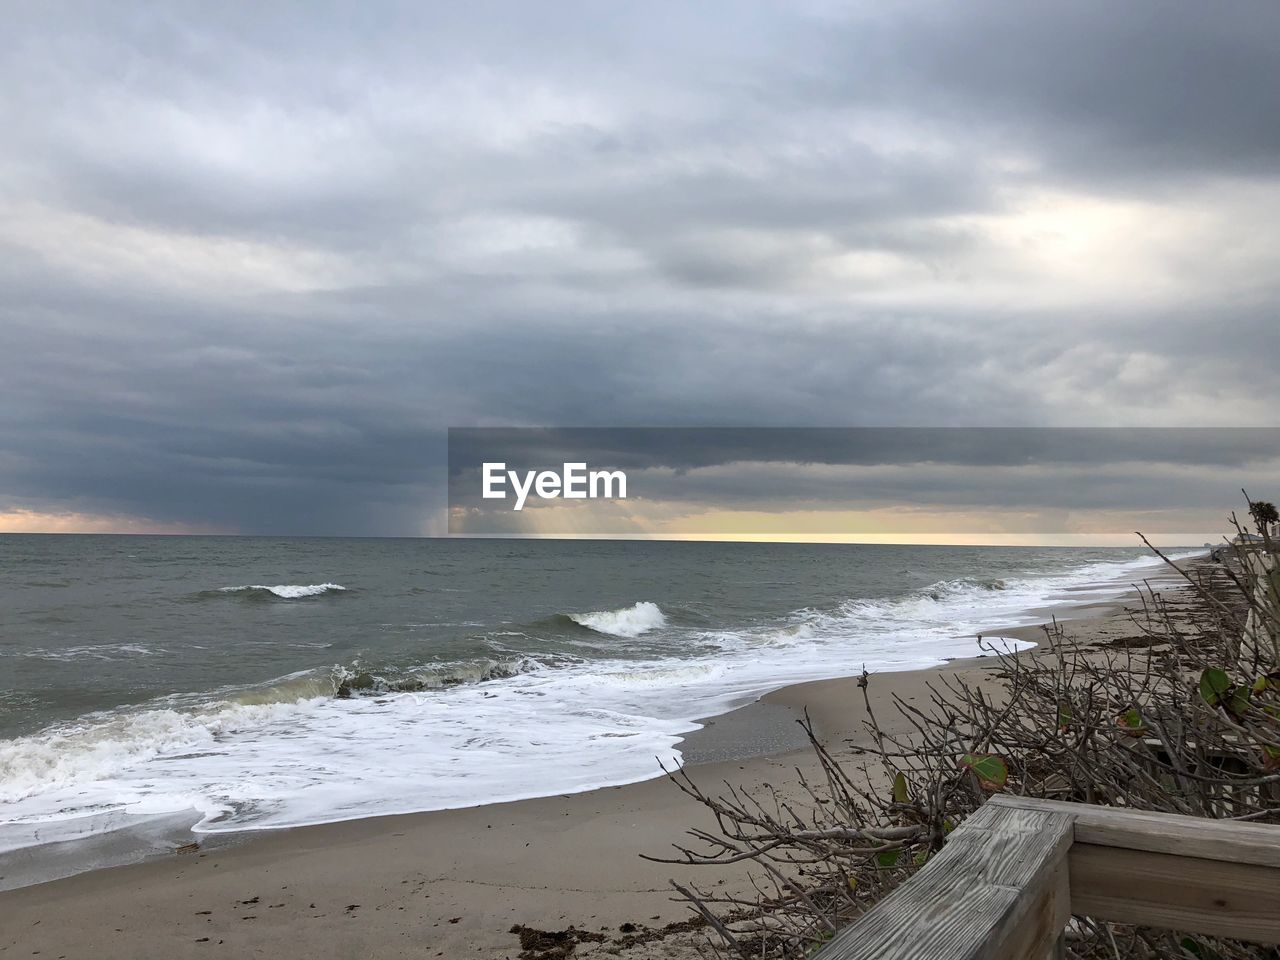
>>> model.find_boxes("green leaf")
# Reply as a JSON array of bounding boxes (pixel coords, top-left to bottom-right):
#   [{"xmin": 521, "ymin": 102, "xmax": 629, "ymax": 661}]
[
  {"xmin": 875, "ymin": 849, "xmax": 900, "ymax": 868},
  {"xmin": 1117, "ymin": 707, "xmax": 1143, "ymax": 729},
  {"xmin": 958, "ymin": 753, "xmax": 1009, "ymax": 790},
  {"xmin": 1228, "ymin": 686, "xmax": 1253, "ymax": 717},
  {"xmin": 913, "ymin": 849, "xmax": 930, "ymax": 866},
  {"xmin": 1253, "ymin": 676, "xmax": 1270, "ymax": 695},
  {"xmin": 1200, "ymin": 668, "xmax": 1232, "ymax": 707},
  {"xmin": 1057, "ymin": 701, "xmax": 1074, "ymax": 729},
  {"xmin": 891, "ymin": 771, "xmax": 909, "ymax": 804}
]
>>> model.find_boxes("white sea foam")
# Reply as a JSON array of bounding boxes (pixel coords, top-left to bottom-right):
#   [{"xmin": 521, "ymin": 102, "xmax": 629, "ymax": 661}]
[
  {"xmin": 219, "ymin": 583, "xmax": 347, "ymax": 598},
  {"xmin": 0, "ymin": 700, "xmax": 316, "ymax": 809},
  {"xmin": 7, "ymin": 643, "xmax": 156, "ymax": 662},
  {"xmin": 569, "ymin": 600, "xmax": 666, "ymax": 637},
  {"xmin": 0, "ymin": 549, "xmax": 1203, "ymax": 853}
]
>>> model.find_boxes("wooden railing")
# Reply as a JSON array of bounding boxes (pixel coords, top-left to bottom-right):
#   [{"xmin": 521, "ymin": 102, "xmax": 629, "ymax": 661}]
[{"xmin": 813, "ymin": 795, "xmax": 1280, "ymax": 959}]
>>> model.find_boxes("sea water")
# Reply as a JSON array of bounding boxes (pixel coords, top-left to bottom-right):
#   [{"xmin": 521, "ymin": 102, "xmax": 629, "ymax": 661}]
[{"xmin": 0, "ymin": 536, "xmax": 1197, "ymax": 860}]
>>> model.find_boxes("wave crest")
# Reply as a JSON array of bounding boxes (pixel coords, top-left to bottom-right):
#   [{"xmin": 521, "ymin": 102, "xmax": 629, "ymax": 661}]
[
  {"xmin": 218, "ymin": 583, "xmax": 347, "ymax": 599},
  {"xmin": 922, "ymin": 578, "xmax": 1007, "ymax": 602},
  {"xmin": 568, "ymin": 601, "xmax": 666, "ymax": 638},
  {"xmin": 330, "ymin": 657, "xmax": 545, "ymax": 698}
]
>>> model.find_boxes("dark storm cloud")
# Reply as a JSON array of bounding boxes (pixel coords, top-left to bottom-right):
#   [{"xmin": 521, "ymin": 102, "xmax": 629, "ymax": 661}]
[
  {"xmin": 448, "ymin": 428, "xmax": 1280, "ymax": 474},
  {"xmin": 1, "ymin": 2, "xmax": 1278, "ymax": 534},
  {"xmin": 446, "ymin": 428, "xmax": 1280, "ymax": 534}
]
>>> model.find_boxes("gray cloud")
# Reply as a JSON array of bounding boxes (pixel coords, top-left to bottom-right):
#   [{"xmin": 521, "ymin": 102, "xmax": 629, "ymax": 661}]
[
  {"xmin": 446, "ymin": 428, "xmax": 1280, "ymax": 535},
  {"xmin": 1, "ymin": 2, "xmax": 1278, "ymax": 534}
]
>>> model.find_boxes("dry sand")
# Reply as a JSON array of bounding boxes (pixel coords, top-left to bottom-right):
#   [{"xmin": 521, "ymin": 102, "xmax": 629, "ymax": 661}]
[{"xmin": 0, "ymin": 569, "xmax": 1191, "ymax": 960}]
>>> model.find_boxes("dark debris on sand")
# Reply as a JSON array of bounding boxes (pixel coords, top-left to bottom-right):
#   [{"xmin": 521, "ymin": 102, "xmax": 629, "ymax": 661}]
[
  {"xmin": 509, "ymin": 916, "xmax": 709, "ymax": 958},
  {"xmin": 612, "ymin": 916, "xmax": 708, "ymax": 949},
  {"xmin": 509, "ymin": 924, "xmax": 606, "ymax": 959}
]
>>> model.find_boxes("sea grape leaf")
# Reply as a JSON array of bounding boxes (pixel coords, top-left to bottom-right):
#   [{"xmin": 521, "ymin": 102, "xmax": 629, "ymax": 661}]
[
  {"xmin": 891, "ymin": 771, "xmax": 909, "ymax": 804},
  {"xmin": 875, "ymin": 849, "xmax": 900, "ymax": 868},
  {"xmin": 958, "ymin": 753, "xmax": 1008, "ymax": 790},
  {"xmin": 1057, "ymin": 701, "xmax": 1074, "ymax": 729},
  {"xmin": 1199, "ymin": 668, "xmax": 1232, "ymax": 707},
  {"xmin": 1228, "ymin": 686, "xmax": 1253, "ymax": 717},
  {"xmin": 1116, "ymin": 707, "xmax": 1144, "ymax": 732}
]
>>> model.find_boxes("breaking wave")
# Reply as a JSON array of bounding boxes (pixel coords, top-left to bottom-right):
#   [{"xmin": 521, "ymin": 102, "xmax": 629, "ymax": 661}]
[
  {"xmin": 218, "ymin": 583, "xmax": 347, "ymax": 599},
  {"xmin": 0, "ymin": 698, "xmax": 318, "ymax": 809},
  {"xmin": 922, "ymin": 578, "xmax": 1007, "ymax": 601},
  {"xmin": 328, "ymin": 657, "xmax": 548, "ymax": 698},
  {"xmin": 568, "ymin": 601, "xmax": 667, "ymax": 637}
]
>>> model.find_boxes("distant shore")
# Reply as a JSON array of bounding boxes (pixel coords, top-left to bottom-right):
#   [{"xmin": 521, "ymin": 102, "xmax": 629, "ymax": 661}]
[{"xmin": 0, "ymin": 562, "xmax": 1196, "ymax": 960}]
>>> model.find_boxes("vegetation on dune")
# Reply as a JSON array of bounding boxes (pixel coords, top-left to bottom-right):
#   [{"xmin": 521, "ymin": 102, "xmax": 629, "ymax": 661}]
[
  {"xmin": 657, "ymin": 496, "xmax": 1280, "ymax": 959},
  {"xmin": 1250, "ymin": 500, "xmax": 1278, "ymax": 534}
]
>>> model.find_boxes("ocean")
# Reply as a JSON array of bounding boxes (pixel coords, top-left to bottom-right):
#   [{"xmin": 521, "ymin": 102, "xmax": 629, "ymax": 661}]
[{"xmin": 0, "ymin": 535, "xmax": 1196, "ymax": 864}]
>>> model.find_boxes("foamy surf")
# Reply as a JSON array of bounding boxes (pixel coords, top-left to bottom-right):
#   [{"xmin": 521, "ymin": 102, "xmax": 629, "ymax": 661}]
[
  {"xmin": 569, "ymin": 601, "xmax": 667, "ymax": 637},
  {"xmin": 0, "ymin": 699, "xmax": 323, "ymax": 810}
]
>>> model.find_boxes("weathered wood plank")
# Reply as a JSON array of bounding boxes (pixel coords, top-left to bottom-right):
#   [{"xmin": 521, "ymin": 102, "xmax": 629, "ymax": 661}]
[
  {"xmin": 1040, "ymin": 867, "xmax": 1070, "ymax": 960},
  {"xmin": 813, "ymin": 797, "xmax": 1280, "ymax": 958},
  {"xmin": 814, "ymin": 804, "xmax": 1073, "ymax": 960},
  {"xmin": 987, "ymin": 795, "xmax": 1280, "ymax": 868},
  {"xmin": 1070, "ymin": 842, "xmax": 1280, "ymax": 944}
]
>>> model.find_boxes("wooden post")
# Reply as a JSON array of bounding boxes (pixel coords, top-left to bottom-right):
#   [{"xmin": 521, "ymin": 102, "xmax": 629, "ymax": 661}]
[
  {"xmin": 810, "ymin": 796, "xmax": 1280, "ymax": 959},
  {"xmin": 992, "ymin": 795, "xmax": 1280, "ymax": 944},
  {"xmin": 811, "ymin": 800, "xmax": 1073, "ymax": 959}
]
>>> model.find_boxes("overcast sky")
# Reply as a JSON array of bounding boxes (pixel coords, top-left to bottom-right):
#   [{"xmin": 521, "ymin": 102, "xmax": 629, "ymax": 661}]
[
  {"xmin": 447, "ymin": 428, "xmax": 1280, "ymax": 542},
  {"xmin": 2, "ymin": 2, "xmax": 1279, "ymax": 537}
]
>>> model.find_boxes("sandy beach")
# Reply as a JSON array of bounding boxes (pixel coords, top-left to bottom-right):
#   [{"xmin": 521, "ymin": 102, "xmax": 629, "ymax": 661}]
[{"xmin": 0, "ymin": 563, "xmax": 1197, "ymax": 960}]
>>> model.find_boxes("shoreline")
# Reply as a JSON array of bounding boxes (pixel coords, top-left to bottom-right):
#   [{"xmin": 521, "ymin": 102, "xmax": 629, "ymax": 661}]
[
  {"xmin": 0, "ymin": 562, "xmax": 1197, "ymax": 959},
  {"xmin": 0, "ymin": 560, "xmax": 1172, "ymax": 893}
]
